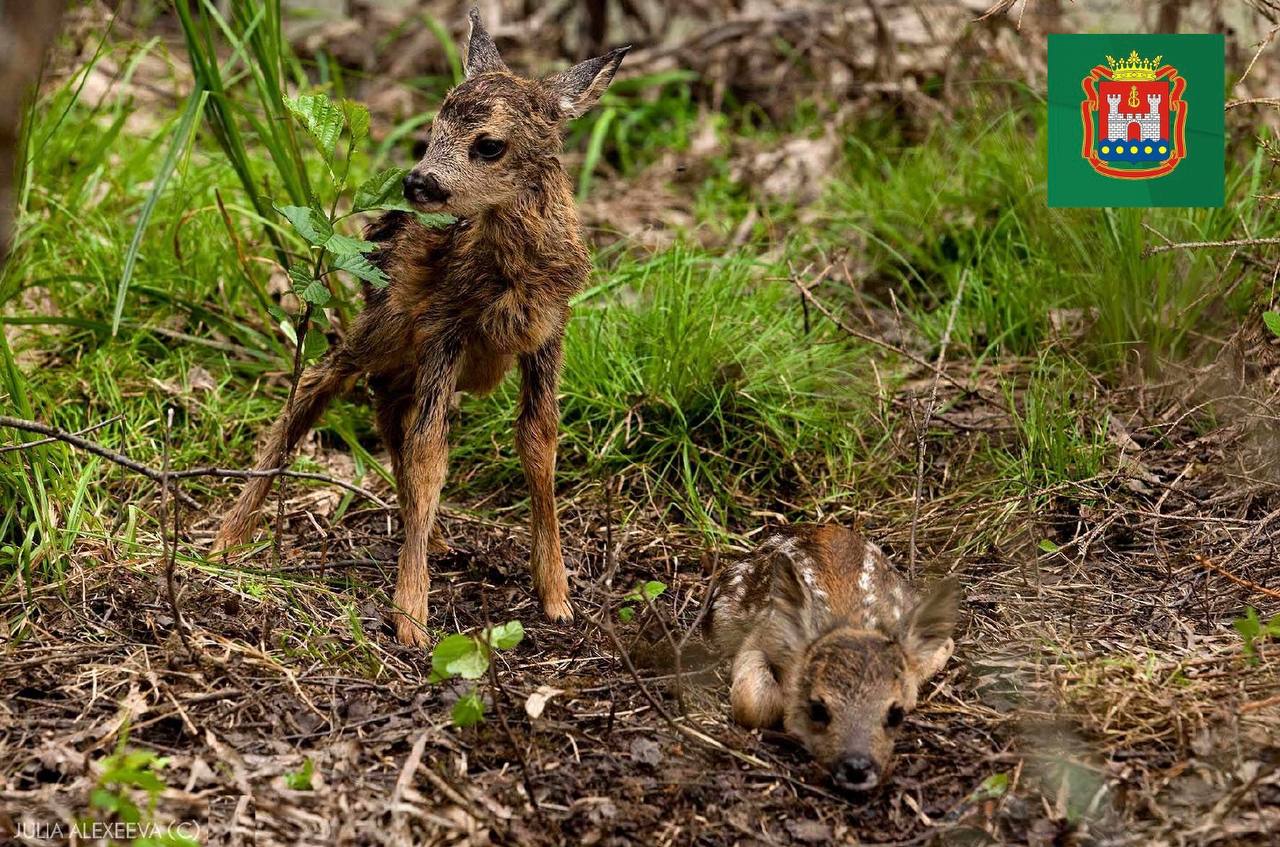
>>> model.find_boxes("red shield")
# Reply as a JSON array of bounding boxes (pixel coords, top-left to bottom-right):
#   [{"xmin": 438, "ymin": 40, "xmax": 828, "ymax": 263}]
[{"xmin": 1080, "ymin": 61, "xmax": 1187, "ymax": 180}]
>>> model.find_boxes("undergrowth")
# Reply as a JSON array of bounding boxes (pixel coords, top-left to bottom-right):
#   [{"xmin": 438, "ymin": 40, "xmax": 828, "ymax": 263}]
[{"xmin": 1, "ymin": 12, "xmax": 1275, "ymax": 583}]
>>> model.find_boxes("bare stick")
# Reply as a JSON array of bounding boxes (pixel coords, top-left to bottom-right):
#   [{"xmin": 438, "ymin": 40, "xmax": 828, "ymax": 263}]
[
  {"xmin": 1142, "ymin": 237, "xmax": 1280, "ymax": 257},
  {"xmin": 0, "ymin": 415, "xmax": 388, "ymax": 510},
  {"xmin": 910, "ymin": 271, "xmax": 967, "ymax": 576},
  {"xmin": 160, "ymin": 407, "xmax": 194, "ymax": 658},
  {"xmin": 0, "ymin": 415, "xmax": 120, "ymax": 454},
  {"xmin": 481, "ymin": 591, "xmax": 542, "ymax": 814},
  {"xmin": 788, "ymin": 271, "xmax": 1007, "ymax": 411},
  {"xmin": 274, "ymin": 298, "xmax": 317, "ymax": 564},
  {"xmin": 1225, "ymin": 97, "xmax": 1280, "ymax": 111}
]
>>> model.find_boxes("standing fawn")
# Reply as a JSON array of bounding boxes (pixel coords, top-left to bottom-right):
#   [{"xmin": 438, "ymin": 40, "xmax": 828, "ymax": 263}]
[
  {"xmin": 705, "ymin": 525, "xmax": 959, "ymax": 791},
  {"xmin": 212, "ymin": 9, "xmax": 628, "ymax": 646}
]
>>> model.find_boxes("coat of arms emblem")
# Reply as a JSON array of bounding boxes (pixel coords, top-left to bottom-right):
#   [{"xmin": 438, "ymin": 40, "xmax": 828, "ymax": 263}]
[{"xmin": 1080, "ymin": 50, "xmax": 1187, "ymax": 179}]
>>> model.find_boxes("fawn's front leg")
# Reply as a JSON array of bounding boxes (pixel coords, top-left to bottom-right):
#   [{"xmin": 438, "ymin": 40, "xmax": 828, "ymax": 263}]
[
  {"xmin": 392, "ymin": 345, "xmax": 460, "ymax": 646},
  {"xmin": 730, "ymin": 637, "xmax": 785, "ymax": 728},
  {"xmin": 516, "ymin": 334, "xmax": 572, "ymax": 622}
]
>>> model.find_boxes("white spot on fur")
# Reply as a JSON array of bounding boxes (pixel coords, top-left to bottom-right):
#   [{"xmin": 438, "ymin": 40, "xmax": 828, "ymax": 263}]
[
  {"xmin": 891, "ymin": 603, "xmax": 902, "ymax": 620},
  {"xmin": 863, "ymin": 592, "xmax": 877, "ymax": 606},
  {"xmin": 858, "ymin": 569, "xmax": 873, "ymax": 591}
]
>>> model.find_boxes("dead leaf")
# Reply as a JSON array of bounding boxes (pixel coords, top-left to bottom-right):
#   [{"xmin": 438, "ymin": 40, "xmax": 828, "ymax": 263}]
[{"xmin": 524, "ymin": 685, "xmax": 563, "ymax": 720}]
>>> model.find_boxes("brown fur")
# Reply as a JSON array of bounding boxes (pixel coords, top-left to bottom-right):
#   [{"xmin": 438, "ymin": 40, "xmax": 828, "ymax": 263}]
[
  {"xmin": 212, "ymin": 10, "xmax": 628, "ymax": 645},
  {"xmin": 706, "ymin": 525, "xmax": 960, "ymax": 791}
]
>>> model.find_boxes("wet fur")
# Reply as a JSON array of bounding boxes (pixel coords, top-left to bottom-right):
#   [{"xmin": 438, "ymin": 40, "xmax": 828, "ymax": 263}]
[{"xmin": 212, "ymin": 10, "xmax": 627, "ymax": 646}]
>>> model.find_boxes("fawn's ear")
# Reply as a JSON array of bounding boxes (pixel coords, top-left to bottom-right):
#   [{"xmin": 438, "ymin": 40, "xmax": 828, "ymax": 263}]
[
  {"xmin": 463, "ymin": 7, "xmax": 508, "ymax": 78},
  {"xmin": 767, "ymin": 539, "xmax": 821, "ymax": 648},
  {"xmin": 543, "ymin": 46, "xmax": 630, "ymax": 120},
  {"xmin": 898, "ymin": 577, "xmax": 960, "ymax": 677}
]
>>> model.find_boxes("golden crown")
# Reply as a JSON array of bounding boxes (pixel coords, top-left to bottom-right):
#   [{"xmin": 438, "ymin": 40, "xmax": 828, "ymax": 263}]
[{"xmin": 1105, "ymin": 50, "xmax": 1162, "ymax": 81}]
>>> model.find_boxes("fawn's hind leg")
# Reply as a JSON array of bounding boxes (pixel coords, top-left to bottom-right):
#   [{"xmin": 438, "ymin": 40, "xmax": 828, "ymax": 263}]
[
  {"xmin": 391, "ymin": 345, "xmax": 459, "ymax": 646},
  {"xmin": 213, "ymin": 350, "xmax": 359, "ymax": 553},
  {"xmin": 516, "ymin": 334, "xmax": 572, "ymax": 622}
]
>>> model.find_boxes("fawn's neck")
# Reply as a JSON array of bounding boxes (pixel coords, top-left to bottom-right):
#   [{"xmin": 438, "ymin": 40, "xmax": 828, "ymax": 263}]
[{"xmin": 464, "ymin": 162, "xmax": 582, "ymax": 276}]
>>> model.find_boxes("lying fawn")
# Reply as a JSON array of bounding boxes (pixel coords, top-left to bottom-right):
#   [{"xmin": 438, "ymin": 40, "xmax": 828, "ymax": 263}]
[
  {"xmin": 705, "ymin": 524, "xmax": 959, "ymax": 791},
  {"xmin": 212, "ymin": 10, "xmax": 628, "ymax": 646}
]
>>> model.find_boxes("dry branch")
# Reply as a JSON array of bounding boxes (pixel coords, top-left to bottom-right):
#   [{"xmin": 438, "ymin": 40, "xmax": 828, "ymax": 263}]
[{"xmin": 0, "ymin": 414, "xmax": 389, "ymax": 511}]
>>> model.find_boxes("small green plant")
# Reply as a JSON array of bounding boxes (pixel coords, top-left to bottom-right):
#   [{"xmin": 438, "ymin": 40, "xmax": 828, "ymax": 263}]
[
  {"xmin": 1233, "ymin": 607, "xmax": 1280, "ymax": 666},
  {"xmin": 284, "ymin": 757, "xmax": 314, "ymax": 791},
  {"xmin": 429, "ymin": 621, "xmax": 525, "ymax": 727},
  {"xmin": 967, "ymin": 771, "xmax": 1010, "ymax": 804},
  {"xmin": 1264, "ymin": 310, "xmax": 1280, "ymax": 338},
  {"xmin": 267, "ymin": 91, "xmax": 451, "ymax": 363},
  {"xmin": 86, "ymin": 740, "xmax": 197, "ymax": 846},
  {"xmin": 618, "ymin": 579, "xmax": 667, "ymax": 622}
]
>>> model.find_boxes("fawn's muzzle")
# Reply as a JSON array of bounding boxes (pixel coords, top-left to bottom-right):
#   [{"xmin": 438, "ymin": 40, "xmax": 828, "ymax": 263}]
[
  {"xmin": 404, "ymin": 171, "xmax": 451, "ymax": 206},
  {"xmin": 832, "ymin": 755, "xmax": 880, "ymax": 792}
]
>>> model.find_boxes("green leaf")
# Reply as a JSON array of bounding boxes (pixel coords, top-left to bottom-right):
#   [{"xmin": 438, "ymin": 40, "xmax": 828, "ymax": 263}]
[
  {"xmin": 285, "ymin": 758, "xmax": 315, "ymax": 790},
  {"xmin": 624, "ymin": 580, "xmax": 667, "ymax": 604},
  {"xmin": 452, "ymin": 691, "xmax": 485, "ymax": 727},
  {"xmin": 618, "ymin": 606, "xmax": 635, "ymax": 623},
  {"xmin": 1264, "ymin": 310, "xmax": 1280, "ymax": 338},
  {"xmin": 354, "ymin": 167, "xmax": 407, "ymax": 211},
  {"xmin": 276, "ymin": 204, "xmax": 333, "ymax": 247},
  {"xmin": 484, "ymin": 620, "xmax": 525, "ymax": 650},
  {"xmin": 1234, "ymin": 607, "xmax": 1261, "ymax": 665},
  {"xmin": 415, "ymin": 212, "xmax": 457, "ymax": 229},
  {"xmin": 967, "ymin": 772, "xmax": 1009, "ymax": 803},
  {"xmin": 113, "ymin": 89, "xmax": 206, "ymax": 335},
  {"xmin": 343, "ymin": 99, "xmax": 371, "ymax": 144},
  {"xmin": 332, "ymin": 252, "xmax": 390, "ymax": 288},
  {"xmin": 285, "ymin": 93, "xmax": 345, "ymax": 163},
  {"xmin": 1038, "ymin": 539, "xmax": 1060, "ymax": 553},
  {"xmin": 300, "ymin": 280, "xmax": 331, "ymax": 306},
  {"xmin": 431, "ymin": 633, "xmax": 489, "ymax": 681},
  {"xmin": 325, "ymin": 232, "xmax": 376, "ymax": 255}
]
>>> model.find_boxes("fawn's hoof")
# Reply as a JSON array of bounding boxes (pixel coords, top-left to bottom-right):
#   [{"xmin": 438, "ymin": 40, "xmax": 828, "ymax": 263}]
[
  {"xmin": 394, "ymin": 613, "xmax": 430, "ymax": 647},
  {"xmin": 209, "ymin": 531, "xmax": 237, "ymax": 557},
  {"xmin": 542, "ymin": 595, "xmax": 574, "ymax": 623}
]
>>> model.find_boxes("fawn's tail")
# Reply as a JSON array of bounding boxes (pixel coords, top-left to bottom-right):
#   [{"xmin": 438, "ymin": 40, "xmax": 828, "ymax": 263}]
[{"xmin": 212, "ymin": 352, "xmax": 359, "ymax": 553}]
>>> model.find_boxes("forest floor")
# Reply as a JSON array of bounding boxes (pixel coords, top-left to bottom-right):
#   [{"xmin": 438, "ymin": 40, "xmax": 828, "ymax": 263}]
[{"xmin": 3, "ymin": 3, "xmax": 1280, "ymax": 845}]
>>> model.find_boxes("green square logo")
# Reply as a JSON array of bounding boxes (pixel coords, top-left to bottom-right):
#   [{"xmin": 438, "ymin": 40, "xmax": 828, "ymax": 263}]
[{"xmin": 1048, "ymin": 34, "xmax": 1224, "ymax": 208}]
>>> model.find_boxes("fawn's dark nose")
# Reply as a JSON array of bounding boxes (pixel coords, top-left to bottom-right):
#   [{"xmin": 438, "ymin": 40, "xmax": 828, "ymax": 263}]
[
  {"xmin": 832, "ymin": 756, "xmax": 879, "ymax": 792},
  {"xmin": 403, "ymin": 171, "xmax": 450, "ymax": 205}
]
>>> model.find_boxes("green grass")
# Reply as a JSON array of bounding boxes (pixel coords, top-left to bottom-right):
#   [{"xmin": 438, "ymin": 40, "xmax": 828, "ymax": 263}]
[{"xmin": 1, "ymin": 17, "xmax": 1275, "ymax": 588}]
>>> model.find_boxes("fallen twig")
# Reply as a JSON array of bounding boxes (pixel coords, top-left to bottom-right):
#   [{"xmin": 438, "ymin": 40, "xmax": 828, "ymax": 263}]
[
  {"xmin": 909, "ymin": 270, "xmax": 967, "ymax": 576},
  {"xmin": 0, "ymin": 414, "xmax": 389, "ymax": 511},
  {"xmin": 1196, "ymin": 554, "xmax": 1280, "ymax": 600}
]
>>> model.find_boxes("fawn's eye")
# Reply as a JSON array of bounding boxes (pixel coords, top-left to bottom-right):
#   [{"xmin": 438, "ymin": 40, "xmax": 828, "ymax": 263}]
[
  {"xmin": 808, "ymin": 698, "xmax": 830, "ymax": 728},
  {"xmin": 885, "ymin": 703, "xmax": 905, "ymax": 728},
  {"xmin": 472, "ymin": 136, "xmax": 506, "ymax": 161}
]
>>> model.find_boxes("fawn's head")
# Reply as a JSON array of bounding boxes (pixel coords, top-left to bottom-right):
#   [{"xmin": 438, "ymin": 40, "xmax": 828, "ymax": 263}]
[
  {"xmin": 775, "ymin": 570, "xmax": 960, "ymax": 793},
  {"xmin": 404, "ymin": 9, "xmax": 628, "ymax": 218}
]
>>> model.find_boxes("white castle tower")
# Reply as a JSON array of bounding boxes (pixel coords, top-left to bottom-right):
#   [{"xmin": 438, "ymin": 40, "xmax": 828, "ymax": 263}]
[{"xmin": 1105, "ymin": 91, "xmax": 1162, "ymax": 142}]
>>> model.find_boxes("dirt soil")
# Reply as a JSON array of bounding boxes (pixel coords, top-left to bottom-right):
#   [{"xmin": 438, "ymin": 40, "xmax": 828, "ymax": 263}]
[{"xmin": 2, "ymin": 347, "xmax": 1278, "ymax": 846}]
